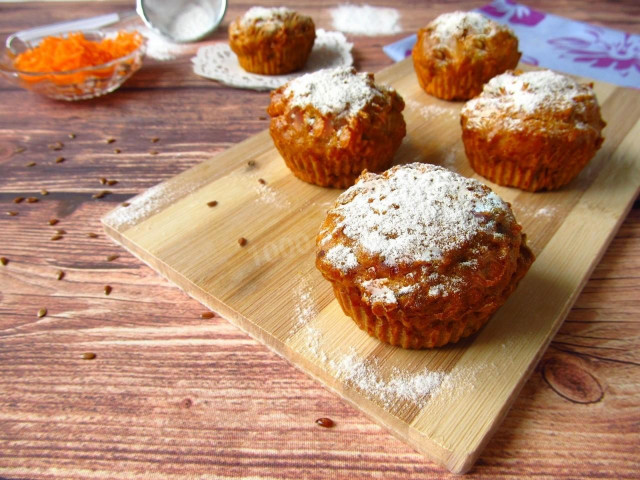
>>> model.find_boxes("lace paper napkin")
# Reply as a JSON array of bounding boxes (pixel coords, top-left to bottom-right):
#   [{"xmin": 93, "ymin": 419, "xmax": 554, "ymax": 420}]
[
  {"xmin": 382, "ymin": 0, "xmax": 639, "ymax": 89},
  {"xmin": 192, "ymin": 29, "xmax": 353, "ymax": 91}
]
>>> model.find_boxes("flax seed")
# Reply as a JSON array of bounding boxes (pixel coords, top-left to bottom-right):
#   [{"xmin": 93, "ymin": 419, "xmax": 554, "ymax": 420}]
[
  {"xmin": 247, "ymin": 160, "xmax": 256, "ymax": 167},
  {"xmin": 207, "ymin": 200, "xmax": 218, "ymax": 207},
  {"xmin": 106, "ymin": 138, "xmax": 116, "ymax": 144},
  {"xmin": 107, "ymin": 180, "xmax": 118, "ymax": 186},
  {"xmin": 37, "ymin": 308, "xmax": 47, "ymax": 318},
  {"xmin": 68, "ymin": 133, "xmax": 76, "ymax": 139},
  {"xmin": 13, "ymin": 197, "xmax": 25, "ymax": 204},
  {"xmin": 113, "ymin": 148, "xmax": 121, "ymax": 154},
  {"xmin": 238, "ymin": 237, "xmax": 248, "ymax": 247},
  {"xmin": 149, "ymin": 150, "xmax": 159, "ymax": 155},
  {"xmin": 55, "ymin": 229, "xmax": 66, "ymax": 235},
  {"xmin": 48, "ymin": 141, "xmax": 64, "ymax": 150},
  {"xmin": 7, "ymin": 211, "xmax": 18, "ymax": 216},
  {"xmin": 315, "ymin": 417, "xmax": 335, "ymax": 428},
  {"xmin": 106, "ymin": 254, "xmax": 119, "ymax": 262},
  {"xmin": 26, "ymin": 197, "xmax": 38, "ymax": 203},
  {"xmin": 14, "ymin": 146, "xmax": 26, "ymax": 154},
  {"xmin": 49, "ymin": 218, "xmax": 59, "ymax": 226},
  {"xmin": 56, "ymin": 270, "xmax": 65, "ymax": 280},
  {"xmin": 87, "ymin": 232, "xmax": 99, "ymax": 238},
  {"xmin": 92, "ymin": 190, "xmax": 110, "ymax": 199},
  {"xmin": 258, "ymin": 178, "xmax": 266, "ymax": 185},
  {"xmin": 0, "ymin": 257, "xmax": 7, "ymax": 266},
  {"xmin": 55, "ymin": 156, "xmax": 65, "ymax": 163},
  {"xmin": 99, "ymin": 177, "xmax": 108, "ymax": 185},
  {"xmin": 200, "ymin": 312, "xmax": 215, "ymax": 319},
  {"xmin": 50, "ymin": 234, "xmax": 63, "ymax": 241},
  {"xmin": 26, "ymin": 161, "xmax": 36, "ymax": 167},
  {"xmin": 82, "ymin": 352, "xmax": 96, "ymax": 360},
  {"xmin": 151, "ymin": 137, "xmax": 159, "ymax": 143},
  {"xmin": 40, "ymin": 189, "xmax": 49, "ymax": 196},
  {"xmin": 121, "ymin": 202, "xmax": 130, "ymax": 207},
  {"xmin": 104, "ymin": 285, "xmax": 112, "ymax": 295}
]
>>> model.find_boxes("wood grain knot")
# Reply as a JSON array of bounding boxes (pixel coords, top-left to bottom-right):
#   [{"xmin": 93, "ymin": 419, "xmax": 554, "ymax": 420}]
[
  {"xmin": 180, "ymin": 398, "xmax": 193, "ymax": 409},
  {"xmin": 542, "ymin": 356, "xmax": 604, "ymax": 404}
]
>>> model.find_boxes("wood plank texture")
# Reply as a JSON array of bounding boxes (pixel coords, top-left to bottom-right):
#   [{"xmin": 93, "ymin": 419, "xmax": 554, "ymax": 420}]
[
  {"xmin": 102, "ymin": 57, "xmax": 640, "ymax": 473},
  {"xmin": 1, "ymin": 1, "xmax": 639, "ymax": 479}
]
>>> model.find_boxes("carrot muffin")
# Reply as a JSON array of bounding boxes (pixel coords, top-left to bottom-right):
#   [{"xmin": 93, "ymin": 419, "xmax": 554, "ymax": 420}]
[
  {"xmin": 228, "ymin": 7, "xmax": 315, "ymax": 75},
  {"xmin": 461, "ymin": 69, "xmax": 606, "ymax": 191},
  {"xmin": 268, "ymin": 67, "xmax": 406, "ymax": 188},
  {"xmin": 412, "ymin": 11, "xmax": 521, "ymax": 100},
  {"xmin": 316, "ymin": 163, "xmax": 534, "ymax": 349}
]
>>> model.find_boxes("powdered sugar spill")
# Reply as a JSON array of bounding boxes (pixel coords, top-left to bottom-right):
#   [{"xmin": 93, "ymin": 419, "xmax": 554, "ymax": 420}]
[
  {"xmin": 535, "ymin": 206, "xmax": 556, "ymax": 218},
  {"xmin": 319, "ymin": 163, "xmax": 510, "ymax": 269},
  {"xmin": 330, "ymin": 4, "xmax": 402, "ymax": 36},
  {"xmin": 138, "ymin": 26, "xmax": 189, "ymax": 61},
  {"xmin": 103, "ymin": 181, "xmax": 194, "ymax": 229},
  {"xmin": 285, "ymin": 67, "xmax": 389, "ymax": 117},
  {"xmin": 254, "ymin": 180, "xmax": 291, "ymax": 209},
  {"xmin": 404, "ymin": 98, "xmax": 458, "ymax": 121}
]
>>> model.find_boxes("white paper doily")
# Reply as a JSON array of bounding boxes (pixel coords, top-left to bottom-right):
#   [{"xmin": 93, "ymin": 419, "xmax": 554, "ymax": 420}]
[{"xmin": 192, "ymin": 29, "xmax": 353, "ymax": 91}]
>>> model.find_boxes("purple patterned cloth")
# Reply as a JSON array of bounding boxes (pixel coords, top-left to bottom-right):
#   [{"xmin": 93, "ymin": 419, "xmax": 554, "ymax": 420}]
[{"xmin": 382, "ymin": 0, "xmax": 640, "ymax": 89}]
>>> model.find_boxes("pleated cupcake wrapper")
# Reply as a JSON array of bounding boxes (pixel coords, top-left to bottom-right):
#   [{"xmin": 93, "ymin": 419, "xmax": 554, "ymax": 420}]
[
  {"xmin": 415, "ymin": 65, "xmax": 484, "ymax": 101},
  {"xmin": 463, "ymin": 134, "xmax": 595, "ymax": 192},
  {"xmin": 332, "ymin": 285, "xmax": 490, "ymax": 349},
  {"xmin": 278, "ymin": 150, "xmax": 393, "ymax": 189},
  {"xmin": 237, "ymin": 43, "xmax": 312, "ymax": 75}
]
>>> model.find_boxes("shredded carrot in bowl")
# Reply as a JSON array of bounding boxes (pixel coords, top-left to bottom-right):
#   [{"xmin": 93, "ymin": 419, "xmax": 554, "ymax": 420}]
[{"xmin": 13, "ymin": 31, "xmax": 143, "ymax": 85}]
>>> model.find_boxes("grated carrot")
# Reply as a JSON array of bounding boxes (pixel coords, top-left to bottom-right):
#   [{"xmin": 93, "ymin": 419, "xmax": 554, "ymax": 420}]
[{"xmin": 14, "ymin": 31, "xmax": 143, "ymax": 84}]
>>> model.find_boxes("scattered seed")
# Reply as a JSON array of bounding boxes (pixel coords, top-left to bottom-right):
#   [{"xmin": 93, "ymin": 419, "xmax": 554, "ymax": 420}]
[
  {"xmin": 56, "ymin": 270, "xmax": 65, "ymax": 280},
  {"xmin": 48, "ymin": 141, "xmax": 64, "ymax": 151},
  {"xmin": 315, "ymin": 417, "xmax": 335, "ymax": 428},
  {"xmin": 99, "ymin": 177, "xmax": 107, "ymax": 185},
  {"xmin": 92, "ymin": 190, "xmax": 111, "ymax": 199},
  {"xmin": 37, "ymin": 308, "xmax": 47, "ymax": 318},
  {"xmin": 200, "ymin": 312, "xmax": 214, "ymax": 319},
  {"xmin": 26, "ymin": 161, "xmax": 36, "ymax": 167},
  {"xmin": 0, "ymin": 257, "xmax": 7, "ymax": 266},
  {"xmin": 7, "ymin": 211, "xmax": 18, "ymax": 216},
  {"xmin": 49, "ymin": 218, "xmax": 59, "ymax": 226},
  {"xmin": 113, "ymin": 148, "xmax": 121, "ymax": 154},
  {"xmin": 26, "ymin": 197, "xmax": 39, "ymax": 203},
  {"xmin": 50, "ymin": 234, "xmax": 63, "ymax": 241},
  {"xmin": 258, "ymin": 178, "xmax": 266, "ymax": 185},
  {"xmin": 107, "ymin": 179, "xmax": 118, "ymax": 186},
  {"xmin": 149, "ymin": 150, "xmax": 159, "ymax": 155},
  {"xmin": 121, "ymin": 202, "xmax": 130, "ymax": 207},
  {"xmin": 68, "ymin": 133, "xmax": 76, "ymax": 139},
  {"xmin": 207, "ymin": 200, "xmax": 218, "ymax": 207},
  {"xmin": 247, "ymin": 160, "xmax": 256, "ymax": 167},
  {"xmin": 104, "ymin": 285, "xmax": 112, "ymax": 295},
  {"xmin": 82, "ymin": 352, "xmax": 96, "ymax": 360},
  {"xmin": 40, "ymin": 189, "xmax": 49, "ymax": 196},
  {"xmin": 106, "ymin": 254, "xmax": 119, "ymax": 262},
  {"xmin": 151, "ymin": 137, "xmax": 159, "ymax": 143},
  {"xmin": 258, "ymin": 115, "xmax": 267, "ymax": 120},
  {"xmin": 87, "ymin": 232, "xmax": 99, "ymax": 238},
  {"xmin": 13, "ymin": 197, "xmax": 25, "ymax": 204},
  {"xmin": 55, "ymin": 156, "xmax": 65, "ymax": 164},
  {"xmin": 106, "ymin": 137, "xmax": 116, "ymax": 144},
  {"xmin": 14, "ymin": 146, "xmax": 26, "ymax": 154},
  {"xmin": 238, "ymin": 237, "xmax": 248, "ymax": 247},
  {"xmin": 55, "ymin": 229, "xmax": 66, "ymax": 235}
]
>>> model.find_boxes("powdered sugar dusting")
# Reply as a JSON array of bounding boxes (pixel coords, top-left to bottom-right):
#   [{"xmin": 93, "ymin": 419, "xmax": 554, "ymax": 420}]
[
  {"xmin": 463, "ymin": 70, "xmax": 591, "ymax": 130},
  {"xmin": 330, "ymin": 4, "xmax": 402, "ymax": 36},
  {"xmin": 361, "ymin": 279, "xmax": 397, "ymax": 305},
  {"xmin": 405, "ymin": 98, "xmax": 458, "ymax": 122},
  {"xmin": 329, "ymin": 349, "xmax": 444, "ymax": 408},
  {"xmin": 240, "ymin": 7, "xmax": 293, "ymax": 28},
  {"xmin": 284, "ymin": 67, "xmax": 387, "ymax": 117},
  {"xmin": 431, "ymin": 11, "xmax": 495, "ymax": 43},
  {"xmin": 325, "ymin": 245, "xmax": 358, "ymax": 273},
  {"xmin": 322, "ymin": 163, "xmax": 510, "ymax": 269}
]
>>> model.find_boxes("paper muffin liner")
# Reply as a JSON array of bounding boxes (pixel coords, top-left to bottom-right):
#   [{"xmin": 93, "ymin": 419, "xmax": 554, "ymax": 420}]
[
  {"xmin": 331, "ymin": 284, "xmax": 491, "ymax": 349},
  {"xmin": 415, "ymin": 67, "xmax": 485, "ymax": 101},
  {"xmin": 462, "ymin": 130, "xmax": 600, "ymax": 192},
  {"xmin": 277, "ymin": 149, "xmax": 394, "ymax": 188},
  {"xmin": 236, "ymin": 39, "xmax": 314, "ymax": 75}
]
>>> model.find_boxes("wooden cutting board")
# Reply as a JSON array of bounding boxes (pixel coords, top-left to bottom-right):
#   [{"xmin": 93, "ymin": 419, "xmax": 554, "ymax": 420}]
[{"xmin": 102, "ymin": 58, "xmax": 640, "ymax": 474}]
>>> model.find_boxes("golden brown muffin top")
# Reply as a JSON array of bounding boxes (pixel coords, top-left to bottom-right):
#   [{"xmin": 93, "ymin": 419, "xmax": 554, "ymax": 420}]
[
  {"xmin": 426, "ymin": 11, "xmax": 512, "ymax": 45},
  {"xmin": 280, "ymin": 67, "xmax": 396, "ymax": 119},
  {"xmin": 316, "ymin": 163, "xmax": 522, "ymax": 308},
  {"xmin": 232, "ymin": 7, "xmax": 312, "ymax": 35},
  {"xmin": 461, "ymin": 69, "xmax": 603, "ymax": 132}
]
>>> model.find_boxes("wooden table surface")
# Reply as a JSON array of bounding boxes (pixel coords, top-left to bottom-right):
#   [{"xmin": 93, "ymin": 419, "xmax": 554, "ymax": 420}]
[{"xmin": 1, "ymin": 1, "xmax": 638, "ymax": 478}]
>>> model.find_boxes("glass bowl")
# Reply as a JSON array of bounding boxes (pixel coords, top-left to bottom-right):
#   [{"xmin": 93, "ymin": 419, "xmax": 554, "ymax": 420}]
[{"xmin": 0, "ymin": 30, "xmax": 146, "ymax": 101}]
